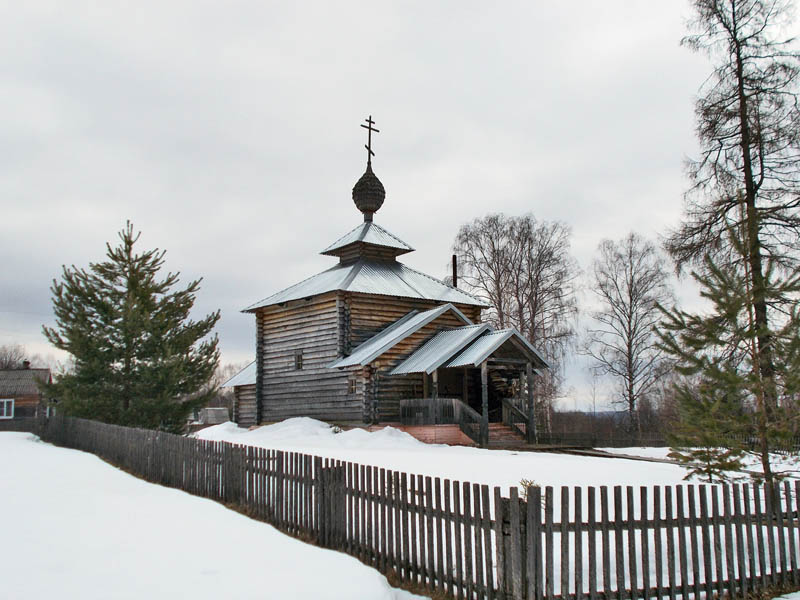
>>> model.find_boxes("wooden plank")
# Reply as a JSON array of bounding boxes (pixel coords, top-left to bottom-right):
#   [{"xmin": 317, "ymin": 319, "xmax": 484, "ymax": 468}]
[
  {"xmin": 561, "ymin": 487, "xmax": 570, "ymax": 600},
  {"xmin": 368, "ymin": 466, "xmax": 376, "ymax": 566},
  {"xmin": 743, "ymin": 484, "xmax": 759, "ymax": 593},
  {"xmin": 613, "ymin": 486, "xmax": 625, "ymax": 600},
  {"xmin": 481, "ymin": 485, "xmax": 494, "ymax": 600},
  {"xmin": 396, "ymin": 471, "xmax": 406, "ymax": 582},
  {"xmin": 698, "ymin": 485, "xmax": 714, "ymax": 599},
  {"xmin": 545, "ymin": 487, "xmax": 554, "ymax": 600},
  {"xmin": 588, "ymin": 486, "xmax": 597, "ymax": 600},
  {"xmin": 380, "ymin": 468, "xmax": 388, "ymax": 574},
  {"xmin": 601, "ymin": 486, "xmax": 612, "ymax": 600},
  {"xmin": 640, "ymin": 487, "xmax": 650, "ymax": 600},
  {"xmin": 575, "ymin": 487, "xmax": 583, "ymax": 600},
  {"xmin": 531, "ymin": 485, "xmax": 544, "ymax": 600},
  {"xmin": 676, "ymin": 485, "xmax": 689, "ymax": 600},
  {"xmin": 774, "ymin": 483, "xmax": 788, "ymax": 587},
  {"xmin": 720, "ymin": 486, "xmax": 735, "ymax": 599},
  {"xmin": 764, "ymin": 484, "xmax": 778, "ymax": 587},
  {"xmin": 625, "ymin": 487, "xmax": 637, "ymax": 600},
  {"xmin": 473, "ymin": 483, "xmax": 485, "ymax": 597},
  {"xmin": 463, "ymin": 481, "xmax": 474, "ymax": 599},
  {"xmin": 510, "ymin": 487, "xmax": 523, "ymax": 600},
  {"xmin": 454, "ymin": 481, "xmax": 464, "ymax": 599},
  {"xmin": 732, "ymin": 484, "xmax": 748, "ymax": 597},
  {"xmin": 441, "ymin": 479, "xmax": 452, "ymax": 596},
  {"xmin": 789, "ymin": 481, "xmax": 800, "ymax": 587},
  {"xmin": 494, "ymin": 487, "xmax": 507, "ymax": 599},
  {"xmin": 426, "ymin": 477, "xmax": 436, "ymax": 592},
  {"xmin": 754, "ymin": 484, "xmax": 769, "ymax": 588},
  {"xmin": 653, "ymin": 486, "xmax": 664, "ymax": 600},
  {"xmin": 687, "ymin": 485, "xmax": 701, "ymax": 600},
  {"xmin": 409, "ymin": 474, "xmax": 420, "ymax": 584},
  {"xmin": 712, "ymin": 487, "xmax": 726, "ymax": 599}
]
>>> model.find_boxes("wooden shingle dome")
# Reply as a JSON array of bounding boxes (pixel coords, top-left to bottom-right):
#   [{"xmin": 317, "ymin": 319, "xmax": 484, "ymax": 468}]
[{"xmin": 352, "ymin": 163, "xmax": 385, "ymax": 222}]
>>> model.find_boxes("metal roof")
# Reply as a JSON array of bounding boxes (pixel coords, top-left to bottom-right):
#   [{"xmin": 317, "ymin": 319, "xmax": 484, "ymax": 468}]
[
  {"xmin": 443, "ymin": 328, "xmax": 550, "ymax": 370},
  {"xmin": 0, "ymin": 368, "xmax": 51, "ymax": 397},
  {"xmin": 221, "ymin": 362, "xmax": 256, "ymax": 388},
  {"xmin": 244, "ymin": 259, "xmax": 486, "ymax": 311},
  {"xmin": 328, "ymin": 303, "xmax": 473, "ymax": 369},
  {"xmin": 389, "ymin": 324, "xmax": 490, "ymax": 375},
  {"xmin": 321, "ymin": 222, "xmax": 414, "ymax": 256}
]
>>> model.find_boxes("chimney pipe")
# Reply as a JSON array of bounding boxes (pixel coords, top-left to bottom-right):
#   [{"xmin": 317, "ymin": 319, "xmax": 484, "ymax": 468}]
[
  {"xmin": 22, "ymin": 360, "xmax": 30, "ymax": 369},
  {"xmin": 452, "ymin": 254, "xmax": 458, "ymax": 288}
]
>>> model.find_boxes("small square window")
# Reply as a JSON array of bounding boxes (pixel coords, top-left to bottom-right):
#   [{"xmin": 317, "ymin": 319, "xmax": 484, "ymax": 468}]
[
  {"xmin": 0, "ymin": 399, "xmax": 13, "ymax": 419},
  {"xmin": 294, "ymin": 350, "xmax": 303, "ymax": 370}
]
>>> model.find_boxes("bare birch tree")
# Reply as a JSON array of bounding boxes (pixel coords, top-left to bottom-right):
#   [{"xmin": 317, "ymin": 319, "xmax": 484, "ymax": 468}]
[
  {"xmin": 453, "ymin": 213, "xmax": 579, "ymax": 405},
  {"xmin": 583, "ymin": 233, "xmax": 673, "ymax": 436},
  {"xmin": 0, "ymin": 344, "xmax": 26, "ymax": 370}
]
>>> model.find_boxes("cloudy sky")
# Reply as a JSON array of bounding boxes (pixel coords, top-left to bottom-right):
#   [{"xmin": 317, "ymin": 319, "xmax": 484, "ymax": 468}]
[{"xmin": 1, "ymin": 1, "xmax": 732, "ymax": 407}]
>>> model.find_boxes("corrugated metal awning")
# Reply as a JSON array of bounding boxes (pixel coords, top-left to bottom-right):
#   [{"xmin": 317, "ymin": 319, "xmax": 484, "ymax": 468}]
[
  {"xmin": 389, "ymin": 324, "xmax": 490, "ymax": 375},
  {"xmin": 444, "ymin": 328, "xmax": 550, "ymax": 370},
  {"xmin": 328, "ymin": 303, "xmax": 473, "ymax": 369},
  {"xmin": 221, "ymin": 362, "xmax": 256, "ymax": 388}
]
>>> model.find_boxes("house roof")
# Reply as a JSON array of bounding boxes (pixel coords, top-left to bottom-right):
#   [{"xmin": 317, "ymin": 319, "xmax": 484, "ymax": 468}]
[
  {"xmin": 0, "ymin": 368, "xmax": 51, "ymax": 397},
  {"xmin": 389, "ymin": 324, "xmax": 490, "ymax": 375},
  {"xmin": 328, "ymin": 303, "xmax": 474, "ymax": 369},
  {"xmin": 321, "ymin": 222, "xmax": 414, "ymax": 256},
  {"xmin": 221, "ymin": 362, "xmax": 256, "ymax": 388},
  {"xmin": 244, "ymin": 259, "xmax": 485, "ymax": 311},
  {"xmin": 444, "ymin": 328, "xmax": 550, "ymax": 370}
]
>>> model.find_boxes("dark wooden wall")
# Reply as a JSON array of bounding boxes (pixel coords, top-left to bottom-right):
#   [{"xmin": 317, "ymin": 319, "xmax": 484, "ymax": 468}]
[
  {"xmin": 233, "ymin": 384, "xmax": 257, "ymax": 427},
  {"xmin": 254, "ymin": 290, "xmax": 482, "ymax": 425}
]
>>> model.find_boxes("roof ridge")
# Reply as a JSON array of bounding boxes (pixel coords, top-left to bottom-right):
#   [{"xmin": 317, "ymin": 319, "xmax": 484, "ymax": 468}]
[{"xmin": 369, "ymin": 222, "xmax": 413, "ymax": 250}]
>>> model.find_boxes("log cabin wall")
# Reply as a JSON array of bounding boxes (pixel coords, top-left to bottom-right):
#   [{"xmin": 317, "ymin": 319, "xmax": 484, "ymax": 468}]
[
  {"xmin": 257, "ymin": 292, "xmax": 363, "ymax": 423},
  {"xmin": 233, "ymin": 384, "xmax": 257, "ymax": 427},
  {"xmin": 347, "ymin": 294, "xmax": 482, "ymax": 422}
]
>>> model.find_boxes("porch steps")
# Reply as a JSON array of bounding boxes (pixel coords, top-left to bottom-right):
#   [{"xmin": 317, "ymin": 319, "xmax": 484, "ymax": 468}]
[
  {"xmin": 365, "ymin": 423, "xmax": 475, "ymax": 446},
  {"xmin": 486, "ymin": 423, "xmax": 529, "ymax": 449}
]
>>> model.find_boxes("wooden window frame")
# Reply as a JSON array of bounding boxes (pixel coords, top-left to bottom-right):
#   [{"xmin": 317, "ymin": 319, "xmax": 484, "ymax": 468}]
[
  {"xmin": 294, "ymin": 350, "xmax": 304, "ymax": 370},
  {"xmin": 347, "ymin": 377, "xmax": 357, "ymax": 394},
  {"xmin": 0, "ymin": 398, "xmax": 14, "ymax": 419}
]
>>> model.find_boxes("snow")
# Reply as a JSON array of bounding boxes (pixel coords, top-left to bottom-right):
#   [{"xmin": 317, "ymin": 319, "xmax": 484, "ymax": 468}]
[
  {"xmin": 599, "ymin": 446, "xmax": 800, "ymax": 478},
  {"xmin": 0, "ymin": 432, "xmax": 425, "ymax": 600},
  {"xmin": 196, "ymin": 418, "xmax": 698, "ymax": 491}
]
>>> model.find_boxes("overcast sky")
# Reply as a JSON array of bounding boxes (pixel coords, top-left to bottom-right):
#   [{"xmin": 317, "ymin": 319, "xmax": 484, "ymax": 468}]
[{"xmin": 0, "ymin": 1, "xmax": 749, "ymax": 408}]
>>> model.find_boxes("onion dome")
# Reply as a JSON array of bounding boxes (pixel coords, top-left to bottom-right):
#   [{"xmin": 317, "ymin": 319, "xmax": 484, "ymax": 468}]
[{"xmin": 352, "ymin": 163, "xmax": 385, "ymax": 222}]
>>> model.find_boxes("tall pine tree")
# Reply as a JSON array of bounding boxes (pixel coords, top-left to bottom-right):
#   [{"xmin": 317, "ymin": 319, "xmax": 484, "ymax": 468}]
[{"xmin": 43, "ymin": 223, "xmax": 220, "ymax": 433}]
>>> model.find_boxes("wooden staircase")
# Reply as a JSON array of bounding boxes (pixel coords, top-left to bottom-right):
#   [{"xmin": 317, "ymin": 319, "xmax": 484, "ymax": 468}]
[{"xmin": 486, "ymin": 422, "xmax": 529, "ymax": 449}]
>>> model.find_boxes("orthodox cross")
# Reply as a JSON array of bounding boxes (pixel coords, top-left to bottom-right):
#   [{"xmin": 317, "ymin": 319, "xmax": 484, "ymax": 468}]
[{"xmin": 361, "ymin": 115, "xmax": 380, "ymax": 165}]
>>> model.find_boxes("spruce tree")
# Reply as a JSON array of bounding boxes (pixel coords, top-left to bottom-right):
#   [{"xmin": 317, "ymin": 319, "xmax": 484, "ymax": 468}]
[
  {"xmin": 658, "ymin": 227, "xmax": 800, "ymax": 483},
  {"xmin": 43, "ymin": 223, "xmax": 220, "ymax": 433}
]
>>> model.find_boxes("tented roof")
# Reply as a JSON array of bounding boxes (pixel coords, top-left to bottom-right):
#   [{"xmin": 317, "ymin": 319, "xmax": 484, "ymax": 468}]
[
  {"xmin": 328, "ymin": 303, "xmax": 473, "ymax": 369},
  {"xmin": 321, "ymin": 222, "xmax": 413, "ymax": 256},
  {"xmin": 244, "ymin": 259, "xmax": 485, "ymax": 311}
]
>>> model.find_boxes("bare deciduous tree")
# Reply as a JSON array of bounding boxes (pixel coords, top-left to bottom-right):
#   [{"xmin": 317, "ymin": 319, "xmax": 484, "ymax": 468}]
[
  {"xmin": 582, "ymin": 233, "xmax": 673, "ymax": 435},
  {"xmin": 453, "ymin": 213, "xmax": 579, "ymax": 406},
  {"xmin": 0, "ymin": 344, "xmax": 27, "ymax": 370}
]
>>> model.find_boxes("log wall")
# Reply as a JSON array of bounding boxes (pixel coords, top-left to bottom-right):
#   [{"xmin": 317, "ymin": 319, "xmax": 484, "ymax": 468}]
[{"xmin": 233, "ymin": 384, "xmax": 257, "ymax": 427}]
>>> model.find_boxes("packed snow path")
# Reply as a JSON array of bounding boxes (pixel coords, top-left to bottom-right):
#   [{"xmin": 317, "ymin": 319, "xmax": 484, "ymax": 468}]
[{"xmin": 0, "ymin": 432, "xmax": 423, "ymax": 600}]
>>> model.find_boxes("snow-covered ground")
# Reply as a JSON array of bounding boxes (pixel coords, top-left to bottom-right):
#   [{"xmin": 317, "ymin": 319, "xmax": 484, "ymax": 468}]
[
  {"xmin": 197, "ymin": 418, "xmax": 697, "ymax": 491},
  {"xmin": 0, "ymin": 432, "xmax": 424, "ymax": 600},
  {"xmin": 599, "ymin": 446, "xmax": 800, "ymax": 478}
]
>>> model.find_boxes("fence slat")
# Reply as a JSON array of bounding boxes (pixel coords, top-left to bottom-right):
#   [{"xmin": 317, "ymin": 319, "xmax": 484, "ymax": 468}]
[
  {"xmin": 613, "ymin": 486, "xmax": 625, "ymax": 600},
  {"xmin": 788, "ymin": 481, "xmax": 799, "ymax": 587},
  {"xmin": 754, "ymin": 484, "xmax": 769, "ymax": 588},
  {"xmin": 545, "ymin": 486, "xmax": 555, "ymax": 600},
  {"xmin": 575, "ymin": 487, "xmax": 584, "ymax": 600},
  {"xmin": 699, "ymin": 486, "xmax": 714, "ymax": 599},
  {"xmin": 454, "ymin": 481, "xmax": 464, "ymax": 599},
  {"xmin": 625, "ymin": 487, "xmax": 638, "ymax": 600},
  {"xmin": 510, "ymin": 487, "xmax": 523, "ymax": 600},
  {"xmin": 462, "ymin": 482, "xmax": 474, "ymax": 599},
  {"xmin": 676, "ymin": 485, "xmax": 689, "ymax": 600},
  {"xmin": 531, "ymin": 485, "xmax": 544, "ymax": 600},
  {"xmin": 640, "ymin": 487, "xmax": 650, "ymax": 600},
  {"xmin": 720, "ymin": 486, "xmax": 735, "ymax": 600},
  {"xmin": 601, "ymin": 486, "xmax": 611, "ymax": 600},
  {"xmin": 481, "ymin": 484, "xmax": 494, "ymax": 600}
]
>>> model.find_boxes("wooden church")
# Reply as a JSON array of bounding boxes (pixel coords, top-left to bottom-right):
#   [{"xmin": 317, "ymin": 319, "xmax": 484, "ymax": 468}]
[{"xmin": 224, "ymin": 118, "xmax": 549, "ymax": 446}]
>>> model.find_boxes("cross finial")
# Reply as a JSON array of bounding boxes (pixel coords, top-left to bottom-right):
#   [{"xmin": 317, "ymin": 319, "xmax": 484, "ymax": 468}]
[{"xmin": 360, "ymin": 115, "xmax": 380, "ymax": 166}]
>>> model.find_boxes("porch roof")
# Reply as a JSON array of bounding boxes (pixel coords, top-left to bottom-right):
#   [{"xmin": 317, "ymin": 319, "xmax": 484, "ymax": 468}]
[
  {"xmin": 388, "ymin": 324, "xmax": 490, "ymax": 375},
  {"xmin": 328, "ymin": 303, "xmax": 473, "ymax": 369},
  {"xmin": 221, "ymin": 361, "xmax": 256, "ymax": 387},
  {"xmin": 444, "ymin": 328, "xmax": 550, "ymax": 370}
]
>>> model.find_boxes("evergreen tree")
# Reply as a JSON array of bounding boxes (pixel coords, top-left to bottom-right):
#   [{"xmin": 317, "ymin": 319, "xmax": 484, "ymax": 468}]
[
  {"xmin": 43, "ymin": 223, "xmax": 220, "ymax": 433},
  {"xmin": 658, "ymin": 227, "xmax": 800, "ymax": 483}
]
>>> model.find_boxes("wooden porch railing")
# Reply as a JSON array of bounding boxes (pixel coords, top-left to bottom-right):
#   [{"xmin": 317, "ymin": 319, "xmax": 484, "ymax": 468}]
[{"xmin": 399, "ymin": 397, "xmax": 486, "ymax": 446}]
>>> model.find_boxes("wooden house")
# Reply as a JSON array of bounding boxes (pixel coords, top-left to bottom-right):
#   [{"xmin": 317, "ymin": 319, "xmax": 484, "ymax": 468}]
[
  {"xmin": 225, "ymin": 121, "xmax": 549, "ymax": 445},
  {"xmin": 0, "ymin": 362, "xmax": 52, "ymax": 421}
]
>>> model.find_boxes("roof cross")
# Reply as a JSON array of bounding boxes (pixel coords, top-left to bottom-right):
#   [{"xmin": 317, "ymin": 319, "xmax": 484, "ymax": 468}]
[{"xmin": 360, "ymin": 115, "xmax": 380, "ymax": 165}]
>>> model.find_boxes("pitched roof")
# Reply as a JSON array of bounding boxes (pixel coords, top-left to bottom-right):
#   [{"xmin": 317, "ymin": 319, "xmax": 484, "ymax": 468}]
[
  {"xmin": 321, "ymin": 222, "xmax": 413, "ymax": 256},
  {"xmin": 444, "ymin": 328, "xmax": 550, "ymax": 370},
  {"xmin": 0, "ymin": 368, "xmax": 51, "ymax": 397},
  {"xmin": 244, "ymin": 259, "xmax": 485, "ymax": 311},
  {"xmin": 389, "ymin": 324, "xmax": 489, "ymax": 375},
  {"xmin": 328, "ymin": 303, "xmax": 473, "ymax": 369},
  {"xmin": 221, "ymin": 362, "xmax": 256, "ymax": 388}
]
